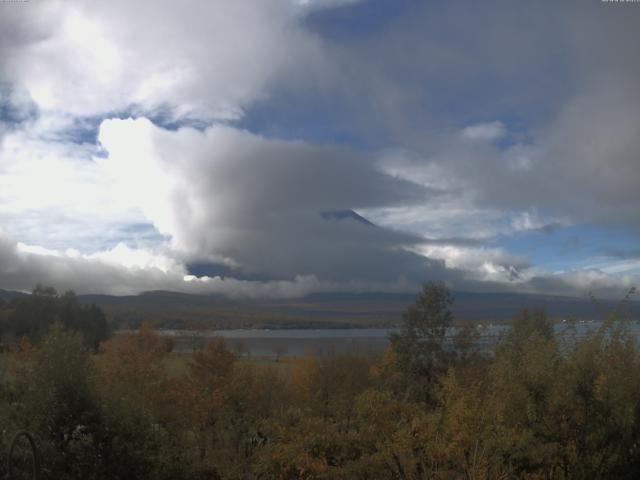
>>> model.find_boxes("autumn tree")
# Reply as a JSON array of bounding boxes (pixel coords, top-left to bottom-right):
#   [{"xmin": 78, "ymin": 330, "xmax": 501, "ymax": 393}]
[
  {"xmin": 166, "ymin": 338, "xmax": 235, "ymax": 475},
  {"xmin": 94, "ymin": 323, "xmax": 171, "ymax": 479},
  {"xmin": 292, "ymin": 355, "xmax": 372, "ymax": 424},
  {"xmin": 212, "ymin": 363, "xmax": 291, "ymax": 478}
]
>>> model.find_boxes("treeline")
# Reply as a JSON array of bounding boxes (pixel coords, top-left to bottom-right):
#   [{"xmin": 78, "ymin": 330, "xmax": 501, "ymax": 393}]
[
  {"xmin": 0, "ymin": 283, "xmax": 638, "ymax": 478},
  {"xmin": 0, "ymin": 285, "xmax": 110, "ymax": 350}
]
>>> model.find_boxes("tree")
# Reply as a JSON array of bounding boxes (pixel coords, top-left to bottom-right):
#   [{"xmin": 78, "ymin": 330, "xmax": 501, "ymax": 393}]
[
  {"xmin": 292, "ymin": 355, "xmax": 372, "ymax": 423},
  {"xmin": 58, "ymin": 291, "xmax": 110, "ymax": 351},
  {"xmin": 507, "ymin": 308, "xmax": 554, "ymax": 347},
  {"xmin": 0, "ymin": 286, "xmax": 109, "ymax": 349},
  {"xmin": 94, "ymin": 323, "xmax": 172, "ymax": 479},
  {"xmin": 96, "ymin": 323, "xmax": 168, "ymax": 399},
  {"xmin": 390, "ymin": 282, "xmax": 454, "ymax": 403},
  {"xmin": 18, "ymin": 323, "xmax": 104, "ymax": 480},
  {"xmin": 178, "ymin": 339, "xmax": 235, "ymax": 468}
]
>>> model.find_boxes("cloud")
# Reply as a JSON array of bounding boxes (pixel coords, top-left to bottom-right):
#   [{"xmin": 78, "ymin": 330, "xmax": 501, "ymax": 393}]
[
  {"xmin": 409, "ymin": 244, "xmax": 528, "ymax": 283},
  {"xmin": 97, "ymin": 117, "xmax": 448, "ymax": 285},
  {"xmin": 0, "ymin": 113, "xmax": 146, "ymax": 250},
  {"xmin": 1, "ymin": 229, "xmax": 635, "ymax": 300},
  {"xmin": 0, "ymin": 231, "xmax": 331, "ymax": 298},
  {"xmin": 524, "ymin": 269, "xmax": 638, "ymax": 301},
  {"xmin": 0, "ymin": 0, "xmax": 639, "ymax": 300},
  {"xmin": 371, "ymin": 77, "xmax": 640, "ymax": 235},
  {"xmin": 461, "ymin": 121, "xmax": 506, "ymax": 142},
  {"xmin": 411, "ymin": 5, "xmax": 639, "ymax": 230},
  {"xmin": 0, "ymin": 0, "xmax": 325, "ymax": 120},
  {"xmin": 294, "ymin": 0, "xmax": 363, "ymax": 10},
  {"xmin": 601, "ymin": 248, "xmax": 640, "ymax": 261},
  {"xmin": 287, "ymin": 1, "xmax": 640, "ymax": 234}
]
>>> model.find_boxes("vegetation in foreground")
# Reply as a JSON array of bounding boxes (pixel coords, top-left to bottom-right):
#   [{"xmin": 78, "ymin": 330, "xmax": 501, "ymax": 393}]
[{"xmin": 0, "ymin": 283, "xmax": 638, "ymax": 479}]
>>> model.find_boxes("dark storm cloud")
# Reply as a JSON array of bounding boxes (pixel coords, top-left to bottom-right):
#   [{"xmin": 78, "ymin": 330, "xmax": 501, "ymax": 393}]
[
  {"xmin": 296, "ymin": 1, "xmax": 640, "ymax": 230},
  {"xmin": 99, "ymin": 118, "xmax": 456, "ymax": 286}
]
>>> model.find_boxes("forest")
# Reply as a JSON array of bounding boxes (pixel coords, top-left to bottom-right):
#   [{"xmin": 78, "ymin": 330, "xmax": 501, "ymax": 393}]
[{"xmin": 0, "ymin": 283, "xmax": 639, "ymax": 479}]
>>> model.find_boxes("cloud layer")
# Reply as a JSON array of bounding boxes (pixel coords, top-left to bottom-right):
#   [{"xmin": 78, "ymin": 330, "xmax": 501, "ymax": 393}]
[
  {"xmin": 0, "ymin": 0, "xmax": 638, "ymax": 299},
  {"xmin": 98, "ymin": 118, "xmax": 467, "ymax": 291},
  {"xmin": 0, "ymin": 0, "xmax": 330, "ymax": 120}
]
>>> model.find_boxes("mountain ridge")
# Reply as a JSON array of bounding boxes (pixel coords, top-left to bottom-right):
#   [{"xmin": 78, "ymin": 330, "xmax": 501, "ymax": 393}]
[{"xmin": 4, "ymin": 288, "xmax": 637, "ymax": 329}]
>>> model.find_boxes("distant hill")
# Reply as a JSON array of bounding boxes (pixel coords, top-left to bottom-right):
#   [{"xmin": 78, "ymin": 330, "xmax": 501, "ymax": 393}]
[
  {"xmin": 69, "ymin": 289, "xmax": 640, "ymax": 330},
  {"xmin": 450, "ymin": 291, "xmax": 636, "ymax": 323},
  {"xmin": 3, "ymin": 287, "xmax": 637, "ymax": 329},
  {"xmin": 0, "ymin": 289, "xmax": 29, "ymax": 301}
]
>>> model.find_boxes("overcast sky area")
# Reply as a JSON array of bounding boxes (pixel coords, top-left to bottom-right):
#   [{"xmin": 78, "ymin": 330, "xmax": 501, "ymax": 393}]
[{"xmin": 0, "ymin": 0, "xmax": 639, "ymax": 299}]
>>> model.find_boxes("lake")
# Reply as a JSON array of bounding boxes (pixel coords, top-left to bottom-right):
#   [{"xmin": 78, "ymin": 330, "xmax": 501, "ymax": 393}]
[{"xmin": 154, "ymin": 320, "xmax": 640, "ymax": 357}]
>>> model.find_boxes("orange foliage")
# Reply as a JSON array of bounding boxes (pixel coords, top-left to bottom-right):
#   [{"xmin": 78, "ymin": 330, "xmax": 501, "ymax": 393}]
[
  {"xmin": 95, "ymin": 322, "xmax": 168, "ymax": 403},
  {"xmin": 165, "ymin": 339, "xmax": 236, "ymax": 462}
]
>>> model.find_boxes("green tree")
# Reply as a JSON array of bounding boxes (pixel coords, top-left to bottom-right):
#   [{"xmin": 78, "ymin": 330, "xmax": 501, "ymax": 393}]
[
  {"xmin": 390, "ymin": 281, "xmax": 454, "ymax": 403},
  {"xmin": 0, "ymin": 286, "xmax": 109, "ymax": 349},
  {"xmin": 17, "ymin": 323, "xmax": 104, "ymax": 480}
]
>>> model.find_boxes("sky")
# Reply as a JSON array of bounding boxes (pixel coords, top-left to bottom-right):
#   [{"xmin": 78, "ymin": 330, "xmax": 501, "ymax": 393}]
[{"xmin": 0, "ymin": 0, "xmax": 639, "ymax": 299}]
